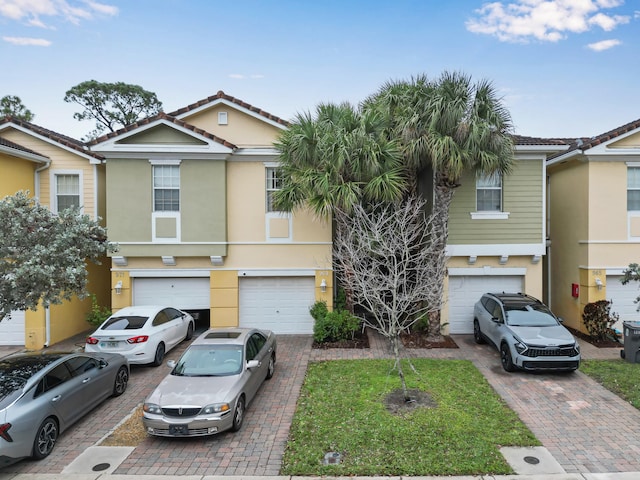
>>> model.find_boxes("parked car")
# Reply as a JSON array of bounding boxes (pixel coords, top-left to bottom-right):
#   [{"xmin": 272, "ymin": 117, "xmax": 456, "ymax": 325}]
[
  {"xmin": 85, "ymin": 305, "xmax": 195, "ymax": 366},
  {"xmin": 142, "ymin": 327, "xmax": 276, "ymax": 437},
  {"xmin": 473, "ymin": 292, "xmax": 580, "ymax": 372},
  {"xmin": 0, "ymin": 351, "xmax": 129, "ymax": 467}
]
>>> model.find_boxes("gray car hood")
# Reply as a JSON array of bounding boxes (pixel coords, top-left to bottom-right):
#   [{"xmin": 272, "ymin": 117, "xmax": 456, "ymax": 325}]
[
  {"xmin": 508, "ymin": 325, "xmax": 575, "ymax": 346},
  {"xmin": 148, "ymin": 373, "xmax": 238, "ymax": 407}
]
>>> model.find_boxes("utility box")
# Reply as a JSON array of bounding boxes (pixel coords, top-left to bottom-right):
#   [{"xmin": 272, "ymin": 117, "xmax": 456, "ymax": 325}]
[{"xmin": 622, "ymin": 321, "xmax": 640, "ymax": 363}]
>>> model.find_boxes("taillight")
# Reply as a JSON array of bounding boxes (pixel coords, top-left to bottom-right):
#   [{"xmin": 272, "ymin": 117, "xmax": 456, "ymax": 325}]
[
  {"xmin": 86, "ymin": 337, "xmax": 99, "ymax": 345},
  {"xmin": 0, "ymin": 423, "xmax": 13, "ymax": 442},
  {"xmin": 127, "ymin": 335, "xmax": 149, "ymax": 344}
]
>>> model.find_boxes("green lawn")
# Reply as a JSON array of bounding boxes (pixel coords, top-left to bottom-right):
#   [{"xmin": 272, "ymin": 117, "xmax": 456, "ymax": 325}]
[
  {"xmin": 282, "ymin": 358, "xmax": 539, "ymax": 476},
  {"xmin": 581, "ymin": 358, "xmax": 640, "ymax": 409}
]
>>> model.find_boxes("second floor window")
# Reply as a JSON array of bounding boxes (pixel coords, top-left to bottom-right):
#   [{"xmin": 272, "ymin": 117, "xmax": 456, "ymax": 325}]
[
  {"xmin": 153, "ymin": 165, "xmax": 180, "ymax": 211},
  {"xmin": 55, "ymin": 174, "xmax": 80, "ymax": 212},
  {"xmin": 476, "ymin": 173, "xmax": 502, "ymax": 212},
  {"xmin": 628, "ymin": 167, "xmax": 640, "ymax": 211},
  {"xmin": 266, "ymin": 167, "xmax": 282, "ymax": 212}
]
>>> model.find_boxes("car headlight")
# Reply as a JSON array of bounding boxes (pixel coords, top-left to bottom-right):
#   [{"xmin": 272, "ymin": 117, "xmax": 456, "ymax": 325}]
[
  {"xmin": 202, "ymin": 403, "xmax": 230, "ymax": 414},
  {"xmin": 143, "ymin": 403, "xmax": 162, "ymax": 415},
  {"xmin": 575, "ymin": 342, "xmax": 580, "ymax": 352},
  {"xmin": 513, "ymin": 340, "xmax": 527, "ymax": 354}
]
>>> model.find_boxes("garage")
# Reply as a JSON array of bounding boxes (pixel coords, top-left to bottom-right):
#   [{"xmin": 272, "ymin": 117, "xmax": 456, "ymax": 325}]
[
  {"xmin": 0, "ymin": 310, "xmax": 25, "ymax": 345},
  {"xmin": 133, "ymin": 277, "xmax": 210, "ymax": 310},
  {"xmin": 448, "ymin": 274, "xmax": 523, "ymax": 334},
  {"xmin": 239, "ymin": 276, "xmax": 316, "ymax": 334},
  {"xmin": 606, "ymin": 275, "xmax": 640, "ymax": 332}
]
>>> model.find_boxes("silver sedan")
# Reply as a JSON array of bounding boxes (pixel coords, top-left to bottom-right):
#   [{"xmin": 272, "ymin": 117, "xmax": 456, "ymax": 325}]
[
  {"xmin": 142, "ymin": 327, "xmax": 276, "ymax": 437},
  {"xmin": 0, "ymin": 351, "xmax": 129, "ymax": 467}
]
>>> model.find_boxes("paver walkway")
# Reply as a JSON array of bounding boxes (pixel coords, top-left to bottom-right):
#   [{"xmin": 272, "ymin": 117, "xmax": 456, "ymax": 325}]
[{"xmin": 1, "ymin": 329, "xmax": 638, "ymax": 476}]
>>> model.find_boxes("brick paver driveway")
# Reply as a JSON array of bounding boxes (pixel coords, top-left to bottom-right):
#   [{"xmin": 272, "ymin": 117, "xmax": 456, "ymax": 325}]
[{"xmin": 2, "ymin": 329, "xmax": 640, "ymax": 476}]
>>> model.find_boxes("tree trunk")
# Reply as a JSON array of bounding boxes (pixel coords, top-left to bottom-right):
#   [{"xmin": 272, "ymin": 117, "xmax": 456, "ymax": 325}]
[
  {"xmin": 429, "ymin": 170, "xmax": 458, "ymax": 338},
  {"xmin": 391, "ymin": 335, "xmax": 410, "ymax": 401}
]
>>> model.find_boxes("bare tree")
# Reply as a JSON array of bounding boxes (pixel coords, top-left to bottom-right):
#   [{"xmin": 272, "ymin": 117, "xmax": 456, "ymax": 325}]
[{"xmin": 333, "ymin": 195, "xmax": 448, "ymax": 400}]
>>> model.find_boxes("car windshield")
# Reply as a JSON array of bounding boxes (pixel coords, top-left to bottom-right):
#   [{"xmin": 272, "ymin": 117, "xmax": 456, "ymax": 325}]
[
  {"xmin": 171, "ymin": 345, "xmax": 243, "ymax": 377},
  {"xmin": 506, "ymin": 306, "xmax": 559, "ymax": 327},
  {"xmin": 101, "ymin": 315, "xmax": 148, "ymax": 330}
]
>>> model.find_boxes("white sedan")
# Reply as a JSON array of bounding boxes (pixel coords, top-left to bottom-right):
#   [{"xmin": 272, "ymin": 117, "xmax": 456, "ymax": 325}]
[{"xmin": 85, "ymin": 305, "xmax": 195, "ymax": 366}]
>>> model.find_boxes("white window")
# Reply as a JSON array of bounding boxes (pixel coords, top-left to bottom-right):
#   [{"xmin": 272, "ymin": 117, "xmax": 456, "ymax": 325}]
[
  {"xmin": 153, "ymin": 165, "xmax": 180, "ymax": 212},
  {"xmin": 266, "ymin": 167, "xmax": 282, "ymax": 212},
  {"xmin": 628, "ymin": 167, "xmax": 640, "ymax": 211},
  {"xmin": 55, "ymin": 174, "xmax": 80, "ymax": 213},
  {"xmin": 476, "ymin": 173, "xmax": 502, "ymax": 212}
]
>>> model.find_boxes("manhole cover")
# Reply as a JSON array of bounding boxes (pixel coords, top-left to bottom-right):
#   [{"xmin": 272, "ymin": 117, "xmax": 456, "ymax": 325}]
[
  {"xmin": 524, "ymin": 456, "xmax": 540, "ymax": 465},
  {"xmin": 92, "ymin": 463, "xmax": 111, "ymax": 472},
  {"xmin": 322, "ymin": 452, "xmax": 341, "ymax": 465}
]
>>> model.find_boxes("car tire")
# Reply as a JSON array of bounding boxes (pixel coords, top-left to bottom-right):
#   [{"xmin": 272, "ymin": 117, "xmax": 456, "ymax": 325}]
[
  {"xmin": 473, "ymin": 319, "xmax": 485, "ymax": 344},
  {"xmin": 500, "ymin": 343, "xmax": 516, "ymax": 372},
  {"xmin": 266, "ymin": 353, "xmax": 276, "ymax": 380},
  {"xmin": 32, "ymin": 417, "xmax": 58, "ymax": 460},
  {"xmin": 112, "ymin": 366, "xmax": 129, "ymax": 396},
  {"xmin": 152, "ymin": 343, "xmax": 165, "ymax": 367},
  {"xmin": 185, "ymin": 322, "xmax": 194, "ymax": 341},
  {"xmin": 231, "ymin": 395, "xmax": 245, "ymax": 432}
]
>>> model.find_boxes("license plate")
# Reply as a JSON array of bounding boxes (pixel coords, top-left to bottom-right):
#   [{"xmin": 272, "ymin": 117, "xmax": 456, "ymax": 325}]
[
  {"xmin": 100, "ymin": 341, "xmax": 119, "ymax": 348},
  {"xmin": 169, "ymin": 424, "xmax": 189, "ymax": 435}
]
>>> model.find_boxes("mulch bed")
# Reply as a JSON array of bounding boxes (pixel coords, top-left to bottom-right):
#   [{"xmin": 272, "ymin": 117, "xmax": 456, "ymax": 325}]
[
  {"xmin": 312, "ymin": 328, "xmax": 370, "ymax": 349},
  {"xmin": 400, "ymin": 332, "xmax": 458, "ymax": 349},
  {"xmin": 566, "ymin": 326, "xmax": 623, "ymax": 348}
]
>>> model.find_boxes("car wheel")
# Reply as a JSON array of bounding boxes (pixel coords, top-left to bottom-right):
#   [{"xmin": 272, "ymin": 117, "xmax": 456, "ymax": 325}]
[
  {"xmin": 112, "ymin": 366, "xmax": 129, "ymax": 396},
  {"xmin": 266, "ymin": 353, "xmax": 276, "ymax": 379},
  {"xmin": 231, "ymin": 395, "xmax": 245, "ymax": 432},
  {"xmin": 500, "ymin": 343, "xmax": 516, "ymax": 372},
  {"xmin": 185, "ymin": 322, "xmax": 194, "ymax": 341},
  {"xmin": 473, "ymin": 319, "xmax": 485, "ymax": 344},
  {"xmin": 32, "ymin": 417, "xmax": 58, "ymax": 460},
  {"xmin": 152, "ymin": 343, "xmax": 165, "ymax": 367}
]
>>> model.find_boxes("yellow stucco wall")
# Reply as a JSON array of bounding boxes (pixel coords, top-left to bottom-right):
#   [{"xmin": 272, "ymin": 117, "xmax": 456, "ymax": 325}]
[{"xmin": 0, "ymin": 154, "xmax": 38, "ymax": 195}]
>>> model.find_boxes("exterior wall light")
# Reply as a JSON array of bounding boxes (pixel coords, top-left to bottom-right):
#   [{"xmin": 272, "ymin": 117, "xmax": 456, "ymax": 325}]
[
  {"xmin": 114, "ymin": 281, "xmax": 123, "ymax": 295},
  {"xmin": 320, "ymin": 278, "xmax": 327, "ymax": 293}
]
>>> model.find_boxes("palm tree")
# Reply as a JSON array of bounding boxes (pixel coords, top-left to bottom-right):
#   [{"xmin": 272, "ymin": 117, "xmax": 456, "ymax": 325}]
[
  {"xmin": 273, "ymin": 102, "xmax": 407, "ymax": 217},
  {"xmin": 365, "ymin": 71, "xmax": 515, "ymax": 337}
]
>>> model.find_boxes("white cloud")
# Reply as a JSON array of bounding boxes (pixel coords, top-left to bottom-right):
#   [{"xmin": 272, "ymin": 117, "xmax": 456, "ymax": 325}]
[
  {"xmin": 229, "ymin": 74, "xmax": 265, "ymax": 80},
  {"xmin": 466, "ymin": 0, "xmax": 630, "ymax": 43},
  {"xmin": 587, "ymin": 38, "xmax": 622, "ymax": 50},
  {"xmin": 0, "ymin": 0, "xmax": 118, "ymax": 28},
  {"xmin": 3, "ymin": 36, "xmax": 52, "ymax": 46}
]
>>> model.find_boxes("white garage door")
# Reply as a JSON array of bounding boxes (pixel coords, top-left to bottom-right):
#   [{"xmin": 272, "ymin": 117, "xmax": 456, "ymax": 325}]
[
  {"xmin": 0, "ymin": 310, "xmax": 25, "ymax": 345},
  {"xmin": 606, "ymin": 275, "xmax": 640, "ymax": 332},
  {"xmin": 133, "ymin": 278, "xmax": 210, "ymax": 310},
  {"xmin": 239, "ymin": 277, "xmax": 316, "ymax": 334},
  {"xmin": 448, "ymin": 275, "xmax": 523, "ymax": 334}
]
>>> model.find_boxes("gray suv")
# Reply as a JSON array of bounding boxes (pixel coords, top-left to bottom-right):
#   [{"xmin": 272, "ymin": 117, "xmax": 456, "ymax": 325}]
[{"xmin": 473, "ymin": 292, "xmax": 580, "ymax": 372}]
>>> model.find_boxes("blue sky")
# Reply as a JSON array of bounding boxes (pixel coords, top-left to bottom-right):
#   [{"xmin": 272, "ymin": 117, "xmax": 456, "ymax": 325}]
[{"xmin": 1, "ymin": 0, "xmax": 638, "ymax": 140}]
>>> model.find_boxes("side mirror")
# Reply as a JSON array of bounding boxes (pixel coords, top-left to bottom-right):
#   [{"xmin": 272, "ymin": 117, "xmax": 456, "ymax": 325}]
[
  {"xmin": 246, "ymin": 359, "xmax": 260, "ymax": 369},
  {"xmin": 167, "ymin": 360, "xmax": 176, "ymax": 368},
  {"xmin": 99, "ymin": 359, "xmax": 108, "ymax": 369}
]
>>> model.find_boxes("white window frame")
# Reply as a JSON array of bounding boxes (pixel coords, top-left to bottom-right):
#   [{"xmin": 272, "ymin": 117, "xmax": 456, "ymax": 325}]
[
  {"xmin": 50, "ymin": 170, "xmax": 83, "ymax": 214},
  {"xmin": 150, "ymin": 159, "xmax": 181, "ymax": 243},
  {"xmin": 265, "ymin": 165, "xmax": 283, "ymax": 213},
  {"xmin": 627, "ymin": 165, "xmax": 640, "ymax": 211},
  {"xmin": 264, "ymin": 162, "xmax": 292, "ymax": 243},
  {"xmin": 471, "ymin": 172, "xmax": 509, "ymax": 220}
]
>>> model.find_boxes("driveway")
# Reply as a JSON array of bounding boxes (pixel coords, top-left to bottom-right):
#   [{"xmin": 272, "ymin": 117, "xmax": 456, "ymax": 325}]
[{"xmin": 1, "ymin": 329, "xmax": 639, "ymax": 476}]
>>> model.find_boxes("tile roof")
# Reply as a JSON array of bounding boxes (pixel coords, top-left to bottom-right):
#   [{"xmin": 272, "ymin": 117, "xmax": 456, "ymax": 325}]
[
  {"xmin": 0, "ymin": 135, "xmax": 49, "ymax": 159},
  {"xmin": 167, "ymin": 90, "xmax": 290, "ymax": 127},
  {"xmin": 0, "ymin": 116, "xmax": 104, "ymax": 161},
  {"xmin": 511, "ymin": 135, "xmax": 573, "ymax": 146},
  {"xmin": 547, "ymin": 117, "xmax": 640, "ymax": 161},
  {"xmin": 86, "ymin": 111, "xmax": 238, "ymax": 149}
]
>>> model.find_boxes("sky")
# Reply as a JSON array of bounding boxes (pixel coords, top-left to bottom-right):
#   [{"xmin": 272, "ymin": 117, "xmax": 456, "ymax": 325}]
[{"xmin": 1, "ymin": 0, "xmax": 639, "ymax": 141}]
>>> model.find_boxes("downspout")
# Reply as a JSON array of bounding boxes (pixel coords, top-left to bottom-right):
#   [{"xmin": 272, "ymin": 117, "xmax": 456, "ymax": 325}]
[
  {"xmin": 546, "ymin": 174, "xmax": 552, "ymax": 309},
  {"xmin": 35, "ymin": 160, "xmax": 52, "ymax": 347}
]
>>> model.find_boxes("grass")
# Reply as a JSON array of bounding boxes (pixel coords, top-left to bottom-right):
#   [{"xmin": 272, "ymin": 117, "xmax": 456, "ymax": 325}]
[
  {"xmin": 282, "ymin": 358, "xmax": 539, "ymax": 476},
  {"xmin": 581, "ymin": 358, "xmax": 640, "ymax": 409}
]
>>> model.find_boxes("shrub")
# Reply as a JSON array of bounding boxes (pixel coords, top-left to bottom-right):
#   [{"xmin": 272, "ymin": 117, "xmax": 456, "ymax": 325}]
[
  {"xmin": 582, "ymin": 300, "xmax": 619, "ymax": 342},
  {"xmin": 86, "ymin": 294, "xmax": 112, "ymax": 327},
  {"xmin": 311, "ymin": 301, "xmax": 360, "ymax": 343}
]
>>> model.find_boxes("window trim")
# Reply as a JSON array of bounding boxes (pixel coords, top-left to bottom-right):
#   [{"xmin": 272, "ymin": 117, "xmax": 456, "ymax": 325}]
[
  {"xmin": 150, "ymin": 160, "xmax": 181, "ymax": 213},
  {"xmin": 627, "ymin": 165, "xmax": 640, "ymax": 211},
  {"xmin": 472, "ymin": 172, "xmax": 509, "ymax": 220},
  {"xmin": 50, "ymin": 170, "xmax": 83, "ymax": 214},
  {"xmin": 265, "ymin": 165, "xmax": 282, "ymax": 213}
]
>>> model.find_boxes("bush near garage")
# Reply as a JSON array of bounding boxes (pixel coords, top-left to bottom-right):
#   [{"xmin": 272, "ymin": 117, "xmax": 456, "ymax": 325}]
[
  {"xmin": 86, "ymin": 294, "xmax": 112, "ymax": 327},
  {"xmin": 310, "ymin": 300, "xmax": 360, "ymax": 343},
  {"xmin": 582, "ymin": 299, "xmax": 619, "ymax": 342}
]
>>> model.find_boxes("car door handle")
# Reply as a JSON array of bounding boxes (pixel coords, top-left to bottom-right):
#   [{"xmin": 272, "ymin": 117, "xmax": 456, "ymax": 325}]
[
  {"xmin": 51, "ymin": 395, "xmax": 61, "ymax": 402},
  {"xmin": 82, "ymin": 377, "xmax": 91, "ymax": 383}
]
